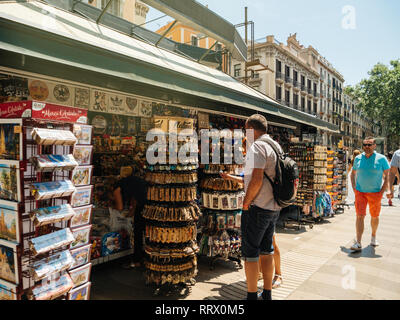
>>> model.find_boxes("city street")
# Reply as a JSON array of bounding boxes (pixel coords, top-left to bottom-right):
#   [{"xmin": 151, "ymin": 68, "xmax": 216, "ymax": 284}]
[{"xmin": 90, "ymin": 188, "xmax": 400, "ymax": 300}]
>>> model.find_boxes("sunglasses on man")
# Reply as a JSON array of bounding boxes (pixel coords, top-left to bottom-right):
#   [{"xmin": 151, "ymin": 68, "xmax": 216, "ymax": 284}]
[{"xmin": 363, "ymin": 143, "xmax": 374, "ymax": 147}]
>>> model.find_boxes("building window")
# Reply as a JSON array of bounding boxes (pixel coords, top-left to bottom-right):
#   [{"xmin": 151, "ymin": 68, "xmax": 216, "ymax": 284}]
[
  {"xmin": 285, "ymin": 90, "xmax": 290, "ymax": 104},
  {"xmin": 276, "ymin": 59, "xmax": 282, "ymax": 73},
  {"xmin": 191, "ymin": 35, "xmax": 199, "ymax": 47},
  {"xmin": 293, "ymin": 93, "xmax": 299, "ymax": 107},
  {"xmin": 293, "ymin": 70, "xmax": 298, "ymax": 82},
  {"xmin": 234, "ymin": 64, "xmax": 241, "ymax": 77},
  {"xmin": 276, "ymin": 86, "xmax": 282, "ymax": 101},
  {"xmin": 313, "ymin": 102, "xmax": 317, "ymax": 114},
  {"xmin": 301, "ymin": 97, "xmax": 305, "ymax": 111},
  {"xmin": 307, "ymin": 100, "xmax": 311, "ymax": 113}
]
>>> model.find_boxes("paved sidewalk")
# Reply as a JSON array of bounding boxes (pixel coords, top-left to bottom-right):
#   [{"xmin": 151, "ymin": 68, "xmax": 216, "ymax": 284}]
[{"xmin": 90, "ymin": 194, "xmax": 400, "ymax": 300}]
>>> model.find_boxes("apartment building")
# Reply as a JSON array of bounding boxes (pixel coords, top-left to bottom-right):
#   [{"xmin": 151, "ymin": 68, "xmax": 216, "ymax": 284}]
[{"xmin": 86, "ymin": 0, "xmax": 149, "ymax": 25}]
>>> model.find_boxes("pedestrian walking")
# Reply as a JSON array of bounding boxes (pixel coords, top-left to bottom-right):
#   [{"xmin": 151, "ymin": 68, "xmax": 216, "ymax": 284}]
[
  {"xmin": 386, "ymin": 149, "xmax": 400, "ymax": 201},
  {"xmin": 239, "ymin": 114, "xmax": 285, "ymax": 300},
  {"xmin": 350, "ymin": 137, "xmax": 390, "ymax": 251}
]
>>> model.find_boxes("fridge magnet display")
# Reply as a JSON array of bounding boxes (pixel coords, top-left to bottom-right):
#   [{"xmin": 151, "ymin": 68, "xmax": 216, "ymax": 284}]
[
  {"xmin": 73, "ymin": 145, "xmax": 93, "ymax": 166},
  {"xmin": 70, "ymin": 205, "xmax": 92, "ymax": 228},
  {"xmin": 29, "ymin": 273, "xmax": 74, "ymax": 300},
  {"xmin": 30, "ymin": 180, "xmax": 76, "ymax": 200},
  {"xmin": 71, "ymin": 165, "xmax": 93, "ymax": 187},
  {"xmin": 0, "ymin": 278, "xmax": 17, "ymax": 300},
  {"xmin": 75, "ymin": 87, "xmax": 90, "ymax": 109},
  {"xmin": 30, "ymin": 154, "xmax": 78, "ymax": 172},
  {"xmin": 69, "ymin": 244, "xmax": 91, "ymax": 269},
  {"xmin": 68, "ymin": 263, "xmax": 91, "ymax": 288},
  {"xmin": 31, "ymin": 128, "xmax": 78, "ymax": 146},
  {"xmin": 0, "ymin": 119, "xmax": 23, "ymax": 161},
  {"xmin": 29, "ymin": 228, "xmax": 75, "ymax": 256},
  {"xmin": 0, "ymin": 239, "xmax": 18, "ymax": 284},
  {"xmin": 52, "ymin": 84, "xmax": 71, "ymax": 104},
  {"xmin": 0, "ymin": 200, "xmax": 20, "ymax": 243},
  {"xmin": 29, "ymin": 204, "xmax": 75, "ymax": 227},
  {"xmin": 138, "ymin": 100, "xmax": 152, "ymax": 117},
  {"xmin": 71, "ymin": 185, "xmax": 93, "ymax": 208},
  {"xmin": 73, "ymin": 124, "xmax": 92, "ymax": 145},
  {"xmin": 29, "ymin": 250, "xmax": 75, "ymax": 281},
  {"xmin": 68, "ymin": 281, "xmax": 91, "ymax": 300},
  {"xmin": 0, "ymin": 162, "xmax": 21, "ymax": 202},
  {"xmin": 70, "ymin": 225, "xmax": 92, "ymax": 249},
  {"xmin": 90, "ymin": 90, "xmax": 108, "ymax": 112}
]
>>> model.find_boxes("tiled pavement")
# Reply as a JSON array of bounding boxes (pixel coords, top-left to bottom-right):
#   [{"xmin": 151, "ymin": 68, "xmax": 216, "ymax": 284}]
[{"xmin": 90, "ymin": 193, "xmax": 400, "ymax": 300}]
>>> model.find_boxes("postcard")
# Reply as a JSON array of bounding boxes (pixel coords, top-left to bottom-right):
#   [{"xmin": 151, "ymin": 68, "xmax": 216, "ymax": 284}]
[
  {"xmin": 30, "ymin": 250, "xmax": 75, "ymax": 281},
  {"xmin": 29, "ymin": 273, "xmax": 73, "ymax": 300},
  {"xmin": 73, "ymin": 145, "xmax": 93, "ymax": 166},
  {"xmin": 0, "ymin": 278, "xmax": 17, "ymax": 300},
  {"xmin": 73, "ymin": 124, "xmax": 92, "ymax": 145},
  {"xmin": 68, "ymin": 263, "xmax": 91, "ymax": 288},
  {"xmin": 71, "ymin": 185, "xmax": 93, "ymax": 208},
  {"xmin": 0, "ymin": 200, "xmax": 20, "ymax": 243},
  {"xmin": 0, "ymin": 161, "xmax": 21, "ymax": 203},
  {"xmin": 31, "ymin": 128, "xmax": 77, "ymax": 146},
  {"xmin": 30, "ymin": 154, "xmax": 78, "ymax": 172},
  {"xmin": 29, "ymin": 228, "xmax": 75, "ymax": 256},
  {"xmin": 30, "ymin": 180, "xmax": 76, "ymax": 200},
  {"xmin": 70, "ymin": 225, "xmax": 92, "ymax": 250},
  {"xmin": 70, "ymin": 205, "xmax": 92, "ymax": 228},
  {"xmin": 71, "ymin": 165, "xmax": 93, "ymax": 187},
  {"xmin": 68, "ymin": 281, "xmax": 91, "ymax": 300},
  {"xmin": 0, "ymin": 119, "xmax": 23, "ymax": 161},
  {"xmin": 30, "ymin": 204, "xmax": 75, "ymax": 227},
  {"xmin": 0, "ymin": 239, "xmax": 19, "ymax": 284},
  {"xmin": 69, "ymin": 244, "xmax": 91, "ymax": 269}
]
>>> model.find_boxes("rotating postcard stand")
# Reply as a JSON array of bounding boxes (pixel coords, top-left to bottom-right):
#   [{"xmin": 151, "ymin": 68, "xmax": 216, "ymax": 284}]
[
  {"xmin": 143, "ymin": 123, "xmax": 199, "ymax": 297},
  {"xmin": 0, "ymin": 101, "xmax": 93, "ymax": 300}
]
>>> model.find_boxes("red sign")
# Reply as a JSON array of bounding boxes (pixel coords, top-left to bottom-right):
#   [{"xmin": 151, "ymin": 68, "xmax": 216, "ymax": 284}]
[
  {"xmin": 31, "ymin": 101, "xmax": 88, "ymax": 124},
  {"xmin": 0, "ymin": 101, "xmax": 32, "ymax": 118},
  {"xmin": 0, "ymin": 101, "xmax": 88, "ymax": 124}
]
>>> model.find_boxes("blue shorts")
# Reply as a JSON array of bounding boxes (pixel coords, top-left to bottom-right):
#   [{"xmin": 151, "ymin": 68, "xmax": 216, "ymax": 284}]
[{"xmin": 241, "ymin": 205, "xmax": 279, "ymax": 262}]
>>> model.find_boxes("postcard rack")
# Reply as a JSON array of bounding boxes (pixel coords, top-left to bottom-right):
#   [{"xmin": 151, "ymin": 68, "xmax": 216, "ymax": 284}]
[
  {"xmin": 143, "ymin": 132, "xmax": 199, "ymax": 297},
  {"xmin": 0, "ymin": 101, "xmax": 93, "ymax": 300}
]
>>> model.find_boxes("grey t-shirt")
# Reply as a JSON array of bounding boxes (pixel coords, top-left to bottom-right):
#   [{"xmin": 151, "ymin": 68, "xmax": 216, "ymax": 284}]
[
  {"xmin": 390, "ymin": 150, "xmax": 400, "ymax": 169},
  {"xmin": 243, "ymin": 134, "xmax": 282, "ymax": 211}
]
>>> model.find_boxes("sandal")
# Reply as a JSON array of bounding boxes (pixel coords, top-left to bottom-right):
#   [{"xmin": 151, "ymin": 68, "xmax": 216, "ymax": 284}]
[
  {"xmin": 258, "ymin": 272, "xmax": 263, "ymax": 281},
  {"xmin": 272, "ymin": 274, "xmax": 282, "ymax": 289}
]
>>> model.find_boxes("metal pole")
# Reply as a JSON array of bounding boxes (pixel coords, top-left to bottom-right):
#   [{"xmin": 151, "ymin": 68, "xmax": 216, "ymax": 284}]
[
  {"xmin": 198, "ymin": 41, "xmax": 218, "ymax": 63},
  {"xmin": 155, "ymin": 20, "xmax": 178, "ymax": 47},
  {"xmin": 244, "ymin": 7, "xmax": 248, "ymax": 84},
  {"xmin": 96, "ymin": 0, "xmax": 114, "ymax": 24}
]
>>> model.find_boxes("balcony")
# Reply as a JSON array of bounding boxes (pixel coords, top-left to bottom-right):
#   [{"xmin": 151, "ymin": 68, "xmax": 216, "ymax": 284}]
[
  {"xmin": 293, "ymin": 80, "xmax": 300, "ymax": 88},
  {"xmin": 276, "ymin": 72, "xmax": 284, "ymax": 83},
  {"xmin": 301, "ymin": 84, "xmax": 306, "ymax": 92}
]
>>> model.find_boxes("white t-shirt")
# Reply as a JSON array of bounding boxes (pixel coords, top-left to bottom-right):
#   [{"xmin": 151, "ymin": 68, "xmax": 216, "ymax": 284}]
[{"xmin": 243, "ymin": 134, "xmax": 282, "ymax": 211}]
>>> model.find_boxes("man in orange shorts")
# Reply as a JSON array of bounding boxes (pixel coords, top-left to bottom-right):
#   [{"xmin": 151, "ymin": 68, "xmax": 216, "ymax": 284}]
[{"xmin": 350, "ymin": 137, "xmax": 390, "ymax": 251}]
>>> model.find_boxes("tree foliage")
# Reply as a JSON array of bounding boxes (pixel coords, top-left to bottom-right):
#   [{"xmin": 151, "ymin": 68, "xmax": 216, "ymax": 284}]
[{"xmin": 350, "ymin": 59, "xmax": 400, "ymax": 149}]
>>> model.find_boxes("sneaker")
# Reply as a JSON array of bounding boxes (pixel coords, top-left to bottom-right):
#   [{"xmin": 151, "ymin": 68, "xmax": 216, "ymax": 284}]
[
  {"xmin": 350, "ymin": 241, "xmax": 362, "ymax": 251},
  {"xmin": 370, "ymin": 237, "xmax": 379, "ymax": 247}
]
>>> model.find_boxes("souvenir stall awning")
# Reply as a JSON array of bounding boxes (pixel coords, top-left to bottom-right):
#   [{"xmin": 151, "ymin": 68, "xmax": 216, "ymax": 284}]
[{"xmin": 0, "ymin": 1, "xmax": 339, "ymax": 134}]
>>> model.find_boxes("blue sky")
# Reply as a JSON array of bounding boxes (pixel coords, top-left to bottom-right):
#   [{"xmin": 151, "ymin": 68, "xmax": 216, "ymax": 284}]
[{"xmin": 144, "ymin": 0, "xmax": 400, "ymax": 87}]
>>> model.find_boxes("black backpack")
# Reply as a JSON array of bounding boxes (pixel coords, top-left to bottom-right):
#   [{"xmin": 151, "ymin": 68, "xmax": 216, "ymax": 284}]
[{"xmin": 259, "ymin": 137, "xmax": 299, "ymax": 208}]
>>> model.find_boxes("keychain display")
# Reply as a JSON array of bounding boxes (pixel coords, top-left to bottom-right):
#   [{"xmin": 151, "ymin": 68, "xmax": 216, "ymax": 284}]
[{"xmin": 142, "ymin": 117, "xmax": 199, "ymax": 292}]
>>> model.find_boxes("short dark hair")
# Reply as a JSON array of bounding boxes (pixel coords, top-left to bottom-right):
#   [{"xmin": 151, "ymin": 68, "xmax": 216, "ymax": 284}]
[
  {"xmin": 363, "ymin": 136, "xmax": 375, "ymax": 143},
  {"xmin": 246, "ymin": 114, "xmax": 268, "ymax": 133}
]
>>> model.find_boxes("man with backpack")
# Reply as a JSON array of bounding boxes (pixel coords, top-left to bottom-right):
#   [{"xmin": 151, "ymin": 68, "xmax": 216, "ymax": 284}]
[{"xmin": 238, "ymin": 114, "xmax": 298, "ymax": 300}]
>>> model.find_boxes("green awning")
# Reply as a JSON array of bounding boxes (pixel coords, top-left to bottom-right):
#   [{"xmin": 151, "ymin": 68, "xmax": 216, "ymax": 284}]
[{"xmin": 0, "ymin": 1, "xmax": 339, "ymax": 134}]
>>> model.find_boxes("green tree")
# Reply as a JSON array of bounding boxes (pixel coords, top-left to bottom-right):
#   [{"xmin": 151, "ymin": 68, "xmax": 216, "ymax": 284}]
[{"xmin": 349, "ymin": 59, "xmax": 400, "ymax": 150}]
